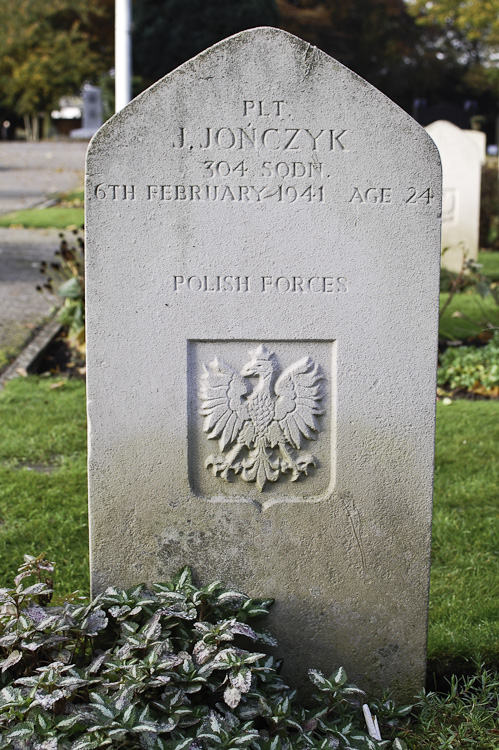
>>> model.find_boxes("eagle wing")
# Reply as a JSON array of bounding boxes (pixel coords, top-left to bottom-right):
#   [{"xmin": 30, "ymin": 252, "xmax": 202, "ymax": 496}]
[
  {"xmin": 199, "ymin": 358, "xmax": 250, "ymax": 451},
  {"xmin": 274, "ymin": 357, "xmax": 324, "ymax": 449}
]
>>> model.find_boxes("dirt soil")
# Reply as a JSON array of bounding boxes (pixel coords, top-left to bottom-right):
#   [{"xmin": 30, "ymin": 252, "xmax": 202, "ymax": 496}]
[{"xmin": 34, "ymin": 329, "xmax": 86, "ymax": 379}]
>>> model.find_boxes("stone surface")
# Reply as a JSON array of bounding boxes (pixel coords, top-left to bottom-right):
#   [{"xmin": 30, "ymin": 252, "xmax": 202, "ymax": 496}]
[
  {"xmin": 86, "ymin": 27, "xmax": 442, "ymax": 699},
  {"xmin": 426, "ymin": 120, "xmax": 482, "ymax": 273}
]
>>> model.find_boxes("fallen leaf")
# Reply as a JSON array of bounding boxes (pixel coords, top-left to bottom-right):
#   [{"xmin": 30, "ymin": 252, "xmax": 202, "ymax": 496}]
[
  {"xmin": 471, "ymin": 384, "xmax": 499, "ymax": 398},
  {"xmin": 15, "ymin": 367, "xmax": 28, "ymax": 377},
  {"xmin": 49, "ymin": 381, "xmax": 65, "ymax": 390},
  {"xmin": 77, "ymin": 367, "xmax": 86, "ymax": 376}
]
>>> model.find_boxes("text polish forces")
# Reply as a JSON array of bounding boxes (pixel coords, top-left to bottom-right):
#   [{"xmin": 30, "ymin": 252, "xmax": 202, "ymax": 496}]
[{"xmin": 172, "ymin": 275, "xmax": 348, "ymax": 293}]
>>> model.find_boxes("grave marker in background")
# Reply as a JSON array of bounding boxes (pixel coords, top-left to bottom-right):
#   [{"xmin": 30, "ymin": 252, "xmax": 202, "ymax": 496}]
[
  {"xmin": 426, "ymin": 120, "xmax": 482, "ymax": 273},
  {"xmin": 86, "ymin": 28, "xmax": 442, "ymax": 699},
  {"xmin": 465, "ymin": 130, "xmax": 486, "ymax": 166},
  {"xmin": 71, "ymin": 84, "xmax": 103, "ymax": 140}
]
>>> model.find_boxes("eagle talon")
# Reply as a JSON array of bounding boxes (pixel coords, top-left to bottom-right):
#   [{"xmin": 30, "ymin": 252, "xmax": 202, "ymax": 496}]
[
  {"xmin": 296, "ymin": 452, "xmax": 316, "ymax": 472},
  {"xmin": 205, "ymin": 454, "xmax": 234, "ymax": 480},
  {"xmin": 281, "ymin": 452, "xmax": 316, "ymax": 481}
]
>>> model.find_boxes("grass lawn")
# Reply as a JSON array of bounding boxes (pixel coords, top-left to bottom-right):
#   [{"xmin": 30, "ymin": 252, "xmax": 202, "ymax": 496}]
[
  {"xmin": 439, "ymin": 290, "xmax": 499, "ymax": 340},
  {"xmin": 430, "ymin": 400, "xmax": 499, "ymax": 675},
  {"xmin": 439, "ymin": 251, "xmax": 499, "ymax": 340},
  {"xmin": 0, "ymin": 377, "xmax": 88, "ymax": 595},
  {"xmin": 0, "ymin": 377, "xmax": 498, "ymax": 677},
  {"xmin": 0, "ymin": 206, "xmax": 84, "ymax": 229},
  {"xmin": 0, "ymin": 188, "xmax": 84, "ymax": 229},
  {"xmin": 478, "ymin": 250, "xmax": 499, "ymax": 281}
]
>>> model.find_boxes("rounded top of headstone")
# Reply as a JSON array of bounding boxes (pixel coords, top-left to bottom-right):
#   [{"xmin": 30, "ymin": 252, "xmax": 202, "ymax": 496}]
[
  {"xmin": 88, "ymin": 26, "xmax": 438, "ymax": 165},
  {"xmin": 426, "ymin": 119, "xmax": 481, "ymax": 159},
  {"xmin": 426, "ymin": 120, "xmax": 465, "ymax": 136}
]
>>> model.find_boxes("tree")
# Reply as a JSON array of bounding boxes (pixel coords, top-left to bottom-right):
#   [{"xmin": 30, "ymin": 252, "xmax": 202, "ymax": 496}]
[
  {"xmin": 274, "ymin": 0, "xmax": 499, "ymax": 115},
  {"xmin": 408, "ymin": 0, "xmax": 499, "ymax": 96},
  {"xmin": 0, "ymin": 0, "xmax": 113, "ymax": 139},
  {"xmin": 275, "ymin": 0, "xmax": 430, "ymax": 109},
  {"xmin": 133, "ymin": 0, "xmax": 279, "ymax": 89}
]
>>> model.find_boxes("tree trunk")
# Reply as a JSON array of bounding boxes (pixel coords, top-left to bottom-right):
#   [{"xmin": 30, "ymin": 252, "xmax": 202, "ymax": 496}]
[
  {"xmin": 23, "ymin": 114, "xmax": 33, "ymax": 141},
  {"xmin": 42, "ymin": 111, "xmax": 52, "ymax": 139},
  {"xmin": 32, "ymin": 114, "xmax": 39, "ymax": 142}
]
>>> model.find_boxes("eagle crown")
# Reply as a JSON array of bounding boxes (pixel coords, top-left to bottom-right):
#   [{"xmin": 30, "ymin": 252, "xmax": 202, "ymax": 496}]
[{"xmin": 240, "ymin": 345, "xmax": 277, "ymax": 387}]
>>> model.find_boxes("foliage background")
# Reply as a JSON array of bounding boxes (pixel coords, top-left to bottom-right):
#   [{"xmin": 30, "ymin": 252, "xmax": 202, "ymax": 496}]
[{"xmin": 1, "ymin": 0, "xmax": 499, "ymax": 136}]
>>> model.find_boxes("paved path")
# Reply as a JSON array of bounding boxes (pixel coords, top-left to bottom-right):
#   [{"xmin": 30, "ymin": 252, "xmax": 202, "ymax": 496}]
[
  {"xmin": 0, "ymin": 140, "xmax": 87, "ymax": 214},
  {"xmin": 0, "ymin": 141, "xmax": 87, "ymax": 363},
  {"xmin": 0, "ymin": 227, "xmax": 63, "ymax": 357}
]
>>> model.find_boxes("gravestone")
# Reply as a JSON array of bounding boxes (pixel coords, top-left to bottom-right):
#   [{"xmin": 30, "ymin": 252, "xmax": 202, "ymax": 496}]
[
  {"xmin": 86, "ymin": 27, "xmax": 442, "ymax": 699},
  {"xmin": 426, "ymin": 120, "xmax": 482, "ymax": 273},
  {"xmin": 465, "ymin": 130, "xmax": 486, "ymax": 165},
  {"xmin": 71, "ymin": 84, "xmax": 103, "ymax": 139}
]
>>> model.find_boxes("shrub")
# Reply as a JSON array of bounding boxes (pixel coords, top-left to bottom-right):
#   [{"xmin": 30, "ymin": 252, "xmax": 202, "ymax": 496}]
[
  {"xmin": 0, "ymin": 555, "xmax": 410, "ymax": 749},
  {"xmin": 438, "ymin": 331, "xmax": 499, "ymax": 395}
]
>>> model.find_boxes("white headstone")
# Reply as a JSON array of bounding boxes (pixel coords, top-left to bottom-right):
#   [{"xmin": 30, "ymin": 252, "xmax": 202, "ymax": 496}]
[
  {"xmin": 426, "ymin": 120, "xmax": 482, "ymax": 272},
  {"xmin": 465, "ymin": 130, "xmax": 487, "ymax": 165},
  {"xmin": 86, "ymin": 28, "xmax": 442, "ymax": 699}
]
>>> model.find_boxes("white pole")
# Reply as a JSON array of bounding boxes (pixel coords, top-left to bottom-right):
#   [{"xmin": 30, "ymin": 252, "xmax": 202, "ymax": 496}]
[{"xmin": 115, "ymin": 0, "xmax": 132, "ymax": 112}]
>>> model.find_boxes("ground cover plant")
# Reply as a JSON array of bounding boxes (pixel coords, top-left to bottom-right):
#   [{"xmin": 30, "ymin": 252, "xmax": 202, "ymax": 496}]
[
  {"xmin": 438, "ymin": 331, "xmax": 499, "ymax": 396},
  {"xmin": 1, "ymin": 556, "xmax": 498, "ymax": 749},
  {"xmin": 0, "ymin": 555, "xmax": 411, "ymax": 749}
]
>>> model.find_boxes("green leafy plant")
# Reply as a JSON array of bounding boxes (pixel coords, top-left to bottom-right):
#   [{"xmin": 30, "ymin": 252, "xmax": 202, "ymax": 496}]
[
  {"xmin": 438, "ymin": 331, "xmax": 499, "ymax": 395},
  {"xmin": 36, "ymin": 229, "xmax": 85, "ymax": 355},
  {"xmin": 0, "ymin": 554, "xmax": 411, "ymax": 749}
]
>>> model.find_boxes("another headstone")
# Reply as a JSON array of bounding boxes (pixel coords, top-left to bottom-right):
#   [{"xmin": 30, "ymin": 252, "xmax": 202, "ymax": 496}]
[
  {"xmin": 465, "ymin": 129, "xmax": 487, "ymax": 165},
  {"xmin": 71, "ymin": 84, "xmax": 103, "ymax": 139},
  {"xmin": 86, "ymin": 28, "xmax": 442, "ymax": 699},
  {"xmin": 426, "ymin": 120, "xmax": 482, "ymax": 272}
]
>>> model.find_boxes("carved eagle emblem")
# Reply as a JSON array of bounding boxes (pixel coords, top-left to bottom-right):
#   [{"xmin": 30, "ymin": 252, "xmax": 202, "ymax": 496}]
[{"xmin": 199, "ymin": 345, "xmax": 324, "ymax": 492}]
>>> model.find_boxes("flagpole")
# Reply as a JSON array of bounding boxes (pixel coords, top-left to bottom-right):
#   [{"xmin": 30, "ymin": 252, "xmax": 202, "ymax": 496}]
[{"xmin": 115, "ymin": 0, "xmax": 132, "ymax": 112}]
